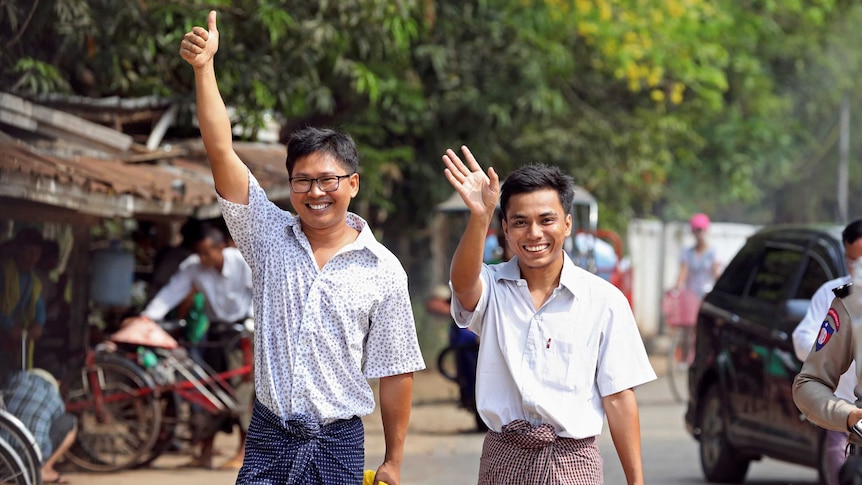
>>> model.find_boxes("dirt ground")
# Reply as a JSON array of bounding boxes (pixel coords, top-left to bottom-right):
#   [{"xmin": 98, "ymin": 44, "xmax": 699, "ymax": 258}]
[
  {"xmin": 58, "ymin": 354, "xmax": 669, "ymax": 484},
  {"xmin": 56, "ymin": 369, "xmax": 478, "ymax": 484}
]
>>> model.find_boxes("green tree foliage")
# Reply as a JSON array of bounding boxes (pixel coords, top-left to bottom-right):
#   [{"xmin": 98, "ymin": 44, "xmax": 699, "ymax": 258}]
[{"xmin": 2, "ymin": 0, "xmax": 861, "ymax": 238}]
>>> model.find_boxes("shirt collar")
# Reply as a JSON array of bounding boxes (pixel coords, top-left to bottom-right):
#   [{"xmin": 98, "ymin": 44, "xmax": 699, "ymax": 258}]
[
  {"xmin": 288, "ymin": 212, "xmax": 385, "ymax": 260},
  {"xmin": 347, "ymin": 213, "xmax": 387, "ymax": 260},
  {"xmin": 492, "ymin": 252, "xmax": 582, "ymax": 300}
]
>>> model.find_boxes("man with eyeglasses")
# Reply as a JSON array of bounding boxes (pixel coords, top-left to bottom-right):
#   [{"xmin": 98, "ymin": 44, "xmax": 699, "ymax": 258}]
[
  {"xmin": 180, "ymin": 11, "xmax": 425, "ymax": 485},
  {"xmin": 792, "ymin": 219, "xmax": 862, "ymax": 485}
]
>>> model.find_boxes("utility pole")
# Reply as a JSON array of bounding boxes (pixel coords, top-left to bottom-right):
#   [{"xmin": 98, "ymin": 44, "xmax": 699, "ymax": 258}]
[{"xmin": 839, "ymin": 92, "xmax": 850, "ymax": 223}]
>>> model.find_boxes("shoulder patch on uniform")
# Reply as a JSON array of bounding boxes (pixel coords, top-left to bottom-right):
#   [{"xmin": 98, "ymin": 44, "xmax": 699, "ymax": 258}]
[
  {"xmin": 815, "ymin": 319, "xmax": 835, "ymax": 351},
  {"xmin": 832, "ymin": 283, "xmax": 852, "ymax": 299},
  {"xmin": 827, "ymin": 308, "xmax": 840, "ymax": 331}
]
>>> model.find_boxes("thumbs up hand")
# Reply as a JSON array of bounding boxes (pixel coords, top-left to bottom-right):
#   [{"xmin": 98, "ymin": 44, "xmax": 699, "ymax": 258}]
[{"xmin": 180, "ymin": 10, "xmax": 220, "ymax": 69}]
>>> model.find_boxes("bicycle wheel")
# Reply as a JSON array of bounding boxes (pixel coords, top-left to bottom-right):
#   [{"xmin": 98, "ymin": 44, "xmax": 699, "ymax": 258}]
[
  {"xmin": 436, "ymin": 346, "xmax": 459, "ymax": 382},
  {"xmin": 667, "ymin": 327, "xmax": 692, "ymax": 403},
  {"xmin": 134, "ymin": 391, "xmax": 181, "ymax": 468},
  {"xmin": 0, "ymin": 410, "xmax": 42, "ymax": 485},
  {"xmin": 62, "ymin": 354, "xmax": 162, "ymax": 472},
  {"xmin": 0, "ymin": 436, "xmax": 30, "ymax": 485}
]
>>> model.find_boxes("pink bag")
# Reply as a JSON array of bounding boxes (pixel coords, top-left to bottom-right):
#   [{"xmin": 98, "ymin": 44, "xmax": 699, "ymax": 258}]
[{"xmin": 662, "ymin": 289, "xmax": 701, "ymax": 327}]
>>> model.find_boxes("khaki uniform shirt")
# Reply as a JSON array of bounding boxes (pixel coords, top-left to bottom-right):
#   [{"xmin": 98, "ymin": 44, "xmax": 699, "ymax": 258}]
[{"xmin": 793, "ymin": 286, "xmax": 862, "ymax": 442}]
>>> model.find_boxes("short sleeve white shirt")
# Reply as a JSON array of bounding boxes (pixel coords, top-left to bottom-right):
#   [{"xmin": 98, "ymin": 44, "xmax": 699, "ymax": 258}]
[
  {"xmin": 451, "ymin": 254, "xmax": 656, "ymax": 439},
  {"xmin": 218, "ymin": 172, "xmax": 425, "ymax": 423},
  {"xmin": 142, "ymin": 247, "xmax": 253, "ymax": 323}
]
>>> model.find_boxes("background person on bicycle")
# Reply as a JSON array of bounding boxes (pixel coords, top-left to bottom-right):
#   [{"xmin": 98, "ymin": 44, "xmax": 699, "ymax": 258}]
[
  {"xmin": 180, "ymin": 11, "xmax": 425, "ymax": 485},
  {"xmin": 442, "ymin": 149, "xmax": 655, "ymax": 484},
  {"xmin": 134, "ymin": 222, "xmax": 254, "ymax": 471},
  {"xmin": 670, "ymin": 213, "xmax": 722, "ymax": 365},
  {"xmin": 146, "ymin": 217, "xmax": 201, "ymax": 302},
  {"xmin": 674, "ymin": 213, "xmax": 722, "ymax": 300},
  {"xmin": 0, "ymin": 360, "xmax": 77, "ymax": 484},
  {"xmin": 791, "ymin": 219, "xmax": 862, "ymax": 485}
]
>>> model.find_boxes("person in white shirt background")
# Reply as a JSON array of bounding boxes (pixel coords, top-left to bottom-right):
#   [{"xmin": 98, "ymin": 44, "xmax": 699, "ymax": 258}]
[
  {"xmin": 136, "ymin": 222, "xmax": 254, "ymax": 470},
  {"xmin": 442, "ymin": 146, "xmax": 655, "ymax": 485},
  {"xmin": 792, "ymin": 218, "xmax": 862, "ymax": 485}
]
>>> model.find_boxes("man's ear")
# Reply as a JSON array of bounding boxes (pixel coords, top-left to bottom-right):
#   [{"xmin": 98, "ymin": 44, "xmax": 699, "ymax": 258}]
[{"xmin": 350, "ymin": 173, "xmax": 360, "ymax": 198}]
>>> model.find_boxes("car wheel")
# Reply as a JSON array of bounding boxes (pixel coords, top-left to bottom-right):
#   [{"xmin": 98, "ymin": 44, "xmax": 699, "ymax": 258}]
[{"xmin": 699, "ymin": 385, "xmax": 750, "ymax": 483}]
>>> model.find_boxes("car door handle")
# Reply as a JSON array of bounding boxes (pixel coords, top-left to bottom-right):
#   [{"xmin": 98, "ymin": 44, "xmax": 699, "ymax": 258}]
[{"xmin": 715, "ymin": 314, "xmax": 740, "ymax": 328}]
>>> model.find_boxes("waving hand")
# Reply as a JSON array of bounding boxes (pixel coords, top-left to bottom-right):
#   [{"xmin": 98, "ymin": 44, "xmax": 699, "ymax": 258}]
[
  {"xmin": 443, "ymin": 145, "xmax": 500, "ymax": 311},
  {"xmin": 442, "ymin": 146, "xmax": 500, "ymax": 217}
]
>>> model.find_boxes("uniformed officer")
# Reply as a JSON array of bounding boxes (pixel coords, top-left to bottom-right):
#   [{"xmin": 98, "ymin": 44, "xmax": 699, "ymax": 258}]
[
  {"xmin": 792, "ymin": 219, "xmax": 862, "ymax": 485},
  {"xmin": 793, "ymin": 277, "xmax": 862, "ymax": 459}
]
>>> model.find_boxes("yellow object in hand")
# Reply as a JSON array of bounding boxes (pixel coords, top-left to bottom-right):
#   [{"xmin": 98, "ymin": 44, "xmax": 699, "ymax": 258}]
[{"xmin": 363, "ymin": 469, "xmax": 389, "ymax": 485}]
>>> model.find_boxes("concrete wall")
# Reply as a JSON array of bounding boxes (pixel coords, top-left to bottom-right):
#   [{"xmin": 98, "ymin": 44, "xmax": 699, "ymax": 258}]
[{"xmin": 627, "ymin": 219, "xmax": 760, "ymax": 338}]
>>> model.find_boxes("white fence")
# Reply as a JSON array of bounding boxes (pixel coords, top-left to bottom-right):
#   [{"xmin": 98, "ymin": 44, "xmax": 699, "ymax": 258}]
[{"xmin": 627, "ymin": 219, "xmax": 761, "ymax": 338}]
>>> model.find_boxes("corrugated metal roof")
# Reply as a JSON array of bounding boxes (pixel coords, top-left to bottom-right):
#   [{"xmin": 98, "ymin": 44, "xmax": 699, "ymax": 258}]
[
  {"xmin": 0, "ymin": 136, "xmax": 290, "ymax": 218},
  {"xmin": 33, "ymin": 93, "xmax": 175, "ymax": 111}
]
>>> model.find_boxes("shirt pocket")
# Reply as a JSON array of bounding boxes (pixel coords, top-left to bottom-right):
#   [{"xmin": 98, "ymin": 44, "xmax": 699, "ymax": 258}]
[{"xmin": 540, "ymin": 339, "xmax": 576, "ymax": 390}]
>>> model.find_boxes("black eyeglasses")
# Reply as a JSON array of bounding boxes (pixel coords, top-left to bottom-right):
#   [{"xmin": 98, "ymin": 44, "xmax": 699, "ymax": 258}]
[{"xmin": 289, "ymin": 172, "xmax": 355, "ymax": 193}]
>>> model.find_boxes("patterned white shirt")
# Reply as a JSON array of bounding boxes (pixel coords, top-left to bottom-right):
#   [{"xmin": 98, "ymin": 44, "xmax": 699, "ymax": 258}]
[
  {"xmin": 142, "ymin": 247, "xmax": 253, "ymax": 323},
  {"xmin": 218, "ymin": 172, "xmax": 425, "ymax": 423},
  {"xmin": 451, "ymin": 254, "xmax": 656, "ymax": 438}
]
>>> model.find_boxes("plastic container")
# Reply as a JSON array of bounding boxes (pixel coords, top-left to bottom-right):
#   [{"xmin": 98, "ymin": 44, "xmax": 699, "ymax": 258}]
[{"xmin": 90, "ymin": 242, "xmax": 135, "ymax": 306}]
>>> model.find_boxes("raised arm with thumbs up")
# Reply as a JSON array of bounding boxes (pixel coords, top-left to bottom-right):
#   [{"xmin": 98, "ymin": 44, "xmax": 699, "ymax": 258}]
[
  {"xmin": 179, "ymin": 11, "xmax": 249, "ymax": 204},
  {"xmin": 178, "ymin": 11, "xmax": 425, "ymax": 485}
]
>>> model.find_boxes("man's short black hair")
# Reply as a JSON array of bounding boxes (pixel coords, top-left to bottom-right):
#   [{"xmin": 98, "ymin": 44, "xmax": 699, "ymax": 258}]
[
  {"xmin": 183, "ymin": 221, "xmax": 225, "ymax": 251},
  {"xmin": 843, "ymin": 219, "xmax": 862, "ymax": 245},
  {"xmin": 285, "ymin": 126, "xmax": 359, "ymax": 176},
  {"xmin": 179, "ymin": 219, "xmax": 203, "ymax": 250},
  {"xmin": 499, "ymin": 164, "xmax": 575, "ymax": 220},
  {"xmin": 195, "ymin": 224, "xmax": 225, "ymax": 245},
  {"xmin": 13, "ymin": 227, "xmax": 43, "ymax": 247}
]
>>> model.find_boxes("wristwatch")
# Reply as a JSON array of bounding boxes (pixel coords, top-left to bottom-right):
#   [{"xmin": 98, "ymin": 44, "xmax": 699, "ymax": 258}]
[{"xmin": 851, "ymin": 418, "xmax": 862, "ymax": 440}]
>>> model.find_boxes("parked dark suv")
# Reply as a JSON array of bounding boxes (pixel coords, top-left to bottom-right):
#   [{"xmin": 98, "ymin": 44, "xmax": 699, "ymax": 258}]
[{"xmin": 685, "ymin": 224, "xmax": 846, "ymax": 483}]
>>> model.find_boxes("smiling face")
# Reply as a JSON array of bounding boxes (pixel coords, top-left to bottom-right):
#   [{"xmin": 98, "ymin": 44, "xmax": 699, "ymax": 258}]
[
  {"xmin": 502, "ymin": 188, "xmax": 572, "ymax": 273},
  {"xmin": 289, "ymin": 151, "xmax": 359, "ymax": 232}
]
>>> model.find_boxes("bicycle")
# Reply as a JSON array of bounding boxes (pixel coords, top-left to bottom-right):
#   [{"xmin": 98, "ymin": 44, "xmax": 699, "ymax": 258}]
[
  {"xmin": 661, "ymin": 289, "xmax": 700, "ymax": 403},
  {"xmin": 0, "ymin": 334, "xmax": 46, "ymax": 485},
  {"xmin": 0, "ymin": 393, "xmax": 42, "ymax": 485},
  {"xmin": 0, "ymin": 437, "xmax": 30, "ymax": 485},
  {"xmin": 60, "ymin": 318, "xmax": 253, "ymax": 472},
  {"xmin": 61, "ymin": 347, "xmax": 163, "ymax": 472}
]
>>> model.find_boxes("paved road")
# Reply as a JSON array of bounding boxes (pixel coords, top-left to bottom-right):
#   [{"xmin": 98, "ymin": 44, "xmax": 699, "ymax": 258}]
[{"xmin": 61, "ymin": 370, "xmax": 819, "ymax": 484}]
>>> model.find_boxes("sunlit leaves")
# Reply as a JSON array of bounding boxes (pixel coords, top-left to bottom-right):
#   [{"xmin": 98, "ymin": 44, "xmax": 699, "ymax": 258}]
[{"xmin": 1, "ymin": 0, "xmax": 859, "ymax": 228}]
